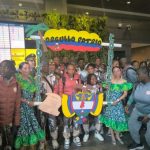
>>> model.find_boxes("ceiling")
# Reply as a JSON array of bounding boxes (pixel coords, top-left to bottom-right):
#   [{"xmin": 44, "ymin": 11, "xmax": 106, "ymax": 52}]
[
  {"xmin": 131, "ymin": 43, "xmax": 150, "ymax": 48},
  {"xmin": 1, "ymin": 0, "xmax": 150, "ymax": 17},
  {"xmin": 67, "ymin": 0, "xmax": 150, "ymax": 14},
  {"xmin": 67, "ymin": 0, "xmax": 150, "ymax": 47},
  {"xmin": 0, "ymin": 0, "xmax": 44, "ymax": 10}
]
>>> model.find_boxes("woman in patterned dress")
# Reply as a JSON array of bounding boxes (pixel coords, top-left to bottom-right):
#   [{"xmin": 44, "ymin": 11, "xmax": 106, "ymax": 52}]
[
  {"xmin": 15, "ymin": 62, "xmax": 45, "ymax": 149},
  {"xmin": 99, "ymin": 66, "xmax": 132, "ymax": 145}
]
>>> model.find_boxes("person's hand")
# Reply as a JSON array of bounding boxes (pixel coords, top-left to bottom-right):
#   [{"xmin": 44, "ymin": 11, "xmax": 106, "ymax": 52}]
[
  {"xmin": 142, "ymin": 116, "xmax": 150, "ymax": 123},
  {"xmin": 28, "ymin": 101, "xmax": 34, "ymax": 107},
  {"xmin": 112, "ymin": 99, "xmax": 120, "ymax": 106},
  {"xmin": 112, "ymin": 101, "xmax": 118, "ymax": 106},
  {"xmin": 21, "ymin": 98, "xmax": 27, "ymax": 103},
  {"xmin": 125, "ymin": 105, "xmax": 129, "ymax": 114}
]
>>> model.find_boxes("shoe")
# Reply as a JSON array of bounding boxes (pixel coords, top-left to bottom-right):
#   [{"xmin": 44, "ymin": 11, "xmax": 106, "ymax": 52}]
[
  {"xmin": 64, "ymin": 139, "xmax": 70, "ymax": 150},
  {"xmin": 73, "ymin": 136, "xmax": 81, "ymax": 147},
  {"xmin": 94, "ymin": 131, "xmax": 104, "ymax": 141},
  {"xmin": 83, "ymin": 134, "xmax": 89, "ymax": 142},
  {"xmin": 100, "ymin": 128, "xmax": 104, "ymax": 134},
  {"xmin": 106, "ymin": 132, "xmax": 111, "ymax": 137},
  {"xmin": 116, "ymin": 135, "xmax": 124, "ymax": 145},
  {"xmin": 117, "ymin": 138, "xmax": 124, "ymax": 145},
  {"xmin": 119, "ymin": 133, "xmax": 123, "ymax": 137},
  {"xmin": 52, "ymin": 140, "xmax": 59, "ymax": 149},
  {"xmin": 128, "ymin": 142, "xmax": 144, "ymax": 150},
  {"xmin": 39, "ymin": 142, "xmax": 45, "ymax": 150},
  {"xmin": 112, "ymin": 140, "xmax": 116, "ymax": 145}
]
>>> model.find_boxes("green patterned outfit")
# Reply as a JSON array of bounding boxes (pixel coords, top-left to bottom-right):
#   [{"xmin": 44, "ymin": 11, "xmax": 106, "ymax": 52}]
[
  {"xmin": 99, "ymin": 82, "xmax": 132, "ymax": 132},
  {"xmin": 15, "ymin": 73, "xmax": 45, "ymax": 149}
]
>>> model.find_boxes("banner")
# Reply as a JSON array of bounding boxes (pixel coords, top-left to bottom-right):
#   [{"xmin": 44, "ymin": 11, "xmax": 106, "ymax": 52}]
[{"xmin": 44, "ymin": 29, "xmax": 102, "ymax": 52}]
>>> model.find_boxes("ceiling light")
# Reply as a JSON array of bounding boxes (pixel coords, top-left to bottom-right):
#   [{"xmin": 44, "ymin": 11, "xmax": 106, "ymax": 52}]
[
  {"xmin": 126, "ymin": 1, "xmax": 131, "ymax": 5},
  {"xmin": 85, "ymin": 12, "xmax": 89, "ymax": 15},
  {"xmin": 118, "ymin": 22, "xmax": 123, "ymax": 28},
  {"xmin": 18, "ymin": 3, "xmax": 23, "ymax": 7}
]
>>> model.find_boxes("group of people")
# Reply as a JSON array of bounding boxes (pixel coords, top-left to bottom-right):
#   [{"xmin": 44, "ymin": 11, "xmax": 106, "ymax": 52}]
[{"xmin": 0, "ymin": 54, "xmax": 150, "ymax": 150}]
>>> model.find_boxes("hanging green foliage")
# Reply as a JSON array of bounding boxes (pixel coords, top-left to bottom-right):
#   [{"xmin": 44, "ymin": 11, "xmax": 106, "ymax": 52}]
[
  {"xmin": 43, "ymin": 12, "xmax": 60, "ymax": 28},
  {"xmin": 43, "ymin": 12, "xmax": 108, "ymax": 63}
]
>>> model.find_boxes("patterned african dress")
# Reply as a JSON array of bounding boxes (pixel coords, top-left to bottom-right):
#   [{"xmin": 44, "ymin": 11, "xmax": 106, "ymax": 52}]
[
  {"xmin": 15, "ymin": 73, "xmax": 45, "ymax": 149},
  {"xmin": 99, "ymin": 82, "xmax": 132, "ymax": 132}
]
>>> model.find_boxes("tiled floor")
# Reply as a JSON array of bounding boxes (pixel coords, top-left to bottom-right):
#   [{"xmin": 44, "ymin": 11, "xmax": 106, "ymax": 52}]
[{"xmin": 48, "ymin": 132, "xmax": 149, "ymax": 150}]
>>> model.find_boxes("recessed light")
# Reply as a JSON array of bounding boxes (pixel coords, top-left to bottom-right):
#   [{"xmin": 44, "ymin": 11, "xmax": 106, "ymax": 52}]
[
  {"xmin": 18, "ymin": 3, "xmax": 23, "ymax": 7},
  {"xmin": 126, "ymin": 1, "xmax": 131, "ymax": 5},
  {"xmin": 85, "ymin": 12, "xmax": 89, "ymax": 15},
  {"xmin": 118, "ymin": 22, "xmax": 123, "ymax": 28}
]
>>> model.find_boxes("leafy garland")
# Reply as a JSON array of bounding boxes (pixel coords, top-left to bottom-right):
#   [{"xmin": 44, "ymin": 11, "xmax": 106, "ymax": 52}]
[{"xmin": 16, "ymin": 73, "xmax": 37, "ymax": 93}]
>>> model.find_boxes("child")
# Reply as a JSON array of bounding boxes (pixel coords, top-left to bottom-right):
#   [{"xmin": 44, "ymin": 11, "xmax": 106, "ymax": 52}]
[{"xmin": 83, "ymin": 74, "xmax": 104, "ymax": 142}]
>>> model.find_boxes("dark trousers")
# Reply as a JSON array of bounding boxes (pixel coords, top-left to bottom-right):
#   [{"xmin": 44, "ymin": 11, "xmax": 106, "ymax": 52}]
[{"xmin": 0, "ymin": 125, "xmax": 17, "ymax": 149}]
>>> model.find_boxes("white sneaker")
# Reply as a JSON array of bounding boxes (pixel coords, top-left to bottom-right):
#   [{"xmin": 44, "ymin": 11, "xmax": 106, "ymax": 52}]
[
  {"xmin": 52, "ymin": 140, "xmax": 59, "ymax": 149},
  {"xmin": 83, "ymin": 134, "xmax": 89, "ymax": 142},
  {"xmin": 117, "ymin": 138, "xmax": 124, "ymax": 145},
  {"xmin": 73, "ymin": 136, "xmax": 81, "ymax": 147},
  {"xmin": 64, "ymin": 139, "xmax": 70, "ymax": 150},
  {"xmin": 100, "ymin": 128, "xmax": 104, "ymax": 134},
  {"xmin": 94, "ymin": 132, "xmax": 104, "ymax": 141}
]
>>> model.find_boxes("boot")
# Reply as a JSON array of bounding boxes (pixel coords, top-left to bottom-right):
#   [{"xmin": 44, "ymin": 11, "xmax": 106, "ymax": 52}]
[
  {"xmin": 83, "ymin": 124, "xmax": 89, "ymax": 142},
  {"xmin": 52, "ymin": 140, "xmax": 59, "ymax": 150},
  {"xmin": 51, "ymin": 129, "xmax": 59, "ymax": 149}
]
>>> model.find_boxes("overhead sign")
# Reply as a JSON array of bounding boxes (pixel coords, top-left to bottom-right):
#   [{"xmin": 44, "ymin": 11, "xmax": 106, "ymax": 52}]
[
  {"xmin": 9, "ymin": 24, "xmax": 25, "ymax": 48},
  {"xmin": 44, "ymin": 29, "xmax": 102, "ymax": 52},
  {"xmin": 0, "ymin": 24, "xmax": 10, "ymax": 48}
]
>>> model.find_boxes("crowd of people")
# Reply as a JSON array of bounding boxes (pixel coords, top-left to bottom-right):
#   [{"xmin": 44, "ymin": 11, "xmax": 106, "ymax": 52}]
[{"xmin": 0, "ymin": 54, "xmax": 150, "ymax": 150}]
